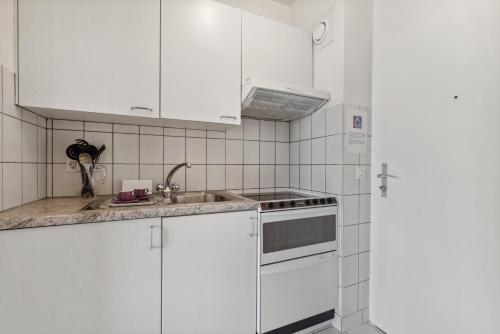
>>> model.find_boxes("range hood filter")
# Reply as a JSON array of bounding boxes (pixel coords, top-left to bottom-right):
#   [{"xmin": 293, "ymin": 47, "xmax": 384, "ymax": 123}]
[{"xmin": 242, "ymin": 78, "xmax": 330, "ymax": 121}]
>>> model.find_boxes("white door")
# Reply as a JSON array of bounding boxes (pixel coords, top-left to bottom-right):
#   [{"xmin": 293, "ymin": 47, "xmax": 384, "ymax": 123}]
[
  {"xmin": 0, "ymin": 219, "xmax": 162, "ymax": 334},
  {"xmin": 371, "ymin": 1, "xmax": 500, "ymax": 334},
  {"xmin": 18, "ymin": 0, "xmax": 160, "ymax": 118},
  {"xmin": 161, "ymin": 0, "xmax": 241, "ymax": 124},
  {"xmin": 162, "ymin": 211, "xmax": 257, "ymax": 334}
]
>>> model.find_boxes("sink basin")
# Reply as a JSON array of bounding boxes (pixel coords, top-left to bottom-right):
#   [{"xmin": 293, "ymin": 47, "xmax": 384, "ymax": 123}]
[
  {"xmin": 80, "ymin": 192, "xmax": 237, "ymax": 211},
  {"xmin": 170, "ymin": 192, "xmax": 231, "ymax": 204}
]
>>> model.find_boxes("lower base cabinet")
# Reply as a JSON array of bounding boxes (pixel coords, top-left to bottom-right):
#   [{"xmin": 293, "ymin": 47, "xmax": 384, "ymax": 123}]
[
  {"xmin": 0, "ymin": 218, "xmax": 162, "ymax": 334},
  {"xmin": 0, "ymin": 211, "xmax": 257, "ymax": 334},
  {"xmin": 162, "ymin": 211, "xmax": 257, "ymax": 334}
]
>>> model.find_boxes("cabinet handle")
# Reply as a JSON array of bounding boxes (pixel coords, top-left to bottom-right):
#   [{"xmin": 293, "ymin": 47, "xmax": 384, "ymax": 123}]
[
  {"xmin": 150, "ymin": 225, "xmax": 162, "ymax": 249},
  {"xmin": 220, "ymin": 115, "xmax": 238, "ymax": 121},
  {"xmin": 249, "ymin": 217, "xmax": 257, "ymax": 237},
  {"xmin": 131, "ymin": 106, "xmax": 153, "ymax": 112}
]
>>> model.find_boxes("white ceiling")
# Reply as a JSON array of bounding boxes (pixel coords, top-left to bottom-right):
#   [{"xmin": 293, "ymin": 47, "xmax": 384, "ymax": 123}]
[{"xmin": 272, "ymin": 0, "xmax": 296, "ymax": 6}]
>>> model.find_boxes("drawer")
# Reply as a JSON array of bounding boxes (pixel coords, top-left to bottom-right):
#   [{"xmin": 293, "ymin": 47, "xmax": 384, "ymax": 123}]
[{"xmin": 260, "ymin": 251, "xmax": 337, "ymax": 333}]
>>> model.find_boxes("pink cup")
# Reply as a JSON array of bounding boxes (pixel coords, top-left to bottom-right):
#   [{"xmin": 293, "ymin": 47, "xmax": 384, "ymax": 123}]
[
  {"xmin": 134, "ymin": 188, "xmax": 149, "ymax": 198},
  {"xmin": 118, "ymin": 191, "xmax": 135, "ymax": 201}
]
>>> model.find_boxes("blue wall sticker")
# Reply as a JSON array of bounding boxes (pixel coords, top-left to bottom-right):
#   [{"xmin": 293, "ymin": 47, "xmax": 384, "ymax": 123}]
[{"xmin": 353, "ymin": 115, "xmax": 363, "ymax": 129}]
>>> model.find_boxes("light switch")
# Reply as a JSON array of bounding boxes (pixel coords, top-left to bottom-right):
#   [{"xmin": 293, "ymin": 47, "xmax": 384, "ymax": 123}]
[{"xmin": 355, "ymin": 167, "xmax": 366, "ymax": 180}]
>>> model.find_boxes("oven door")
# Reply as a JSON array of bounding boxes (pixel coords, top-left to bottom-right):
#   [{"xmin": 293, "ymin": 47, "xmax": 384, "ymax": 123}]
[
  {"xmin": 260, "ymin": 251, "xmax": 338, "ymax": 334},
  {"xmin": 260, "ymin": 206, "xmax": 337, "ymax": 265}
]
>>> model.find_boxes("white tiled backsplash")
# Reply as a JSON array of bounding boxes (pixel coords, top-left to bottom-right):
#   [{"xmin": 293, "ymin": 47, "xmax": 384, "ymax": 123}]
[
  {"xmin": 288, "ymin": 102, "xmax": 372, "ymax": 329},
  {"xmin": 0, "ymin": 67, "xmax": 48, "ymax": 210},
  {"xmin": 48, "ymin": 117, "xmax": 290, "ymax": 197}
]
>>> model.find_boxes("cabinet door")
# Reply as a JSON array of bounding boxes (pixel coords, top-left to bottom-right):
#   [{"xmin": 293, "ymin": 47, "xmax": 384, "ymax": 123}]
[
  {"xmin": 162, "ymin": 211, "xmax": 257, "ymax": 334},
  {"xmin": 0, "ymin": 219, "xmax": 162, "ymax": 334},
  {"xmin": 242, "ymin": 11, "xmax": 313, "ymax": 87},
  {"xmin": 162, "ymin": 0, "xmax": 242, "ymax": 124},
  {"xmin": 18, "ymin": 0, "xmax": 160, "ymax": 118}
]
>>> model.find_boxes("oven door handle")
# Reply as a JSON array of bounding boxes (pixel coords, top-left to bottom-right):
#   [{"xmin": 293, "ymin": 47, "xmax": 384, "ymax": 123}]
[
  {"xmin": 260, "ymin": 206, "xmax": 336, "ymax": 224},
  {"xmin": 261, "ymin": 252, "xmax": 335, "ymax": 276}
]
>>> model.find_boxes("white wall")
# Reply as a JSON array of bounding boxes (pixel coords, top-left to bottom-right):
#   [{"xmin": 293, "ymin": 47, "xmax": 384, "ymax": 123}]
[
  {"xmin": 216, "ymin": 0, "xmax": 293, "ymax": 24},
  {"xmin": 371, "ymin": 0, "xmax": 500, "ymax": 333},
  {"xmin": 343, "ymin": 0, "xmax": 372, "ymax": 107},
  {"xmin": 291, "ymin": 0, "xmax": 335, "ymax": 30},
  {"xmin": 292, "ymin": 1, "xmax": 373, "ymax": 331},
  {"xmin": 292, "ymin": 0, "xmax": 372, "ymax": 107},
  {"xmin": 291, "ymin": 0, "xmax": 343, "ymax": 105},
  {"xmin": 0, "ymin": 0, "xmax": 17, "ymax": 71}
]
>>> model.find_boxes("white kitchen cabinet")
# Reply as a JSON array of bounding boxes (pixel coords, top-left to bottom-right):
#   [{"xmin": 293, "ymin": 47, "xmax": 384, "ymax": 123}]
[
  {"xmin": 0, "ymin": 219, "xmax": 162, "ymax": 334},
  {"xmin": 242, "ymin": 11, "xmax": 313, "ymax": 87},
  {"xmin": 18, "ymin": 0, "xmax": 160, "ymax": 118},
  {"xmin": 161, "ymin": 0, "xmax": 242, "ymax": 125},
  {"xmin": 162, "ymin": 211, "xmax": 257, "ymax": 334}
]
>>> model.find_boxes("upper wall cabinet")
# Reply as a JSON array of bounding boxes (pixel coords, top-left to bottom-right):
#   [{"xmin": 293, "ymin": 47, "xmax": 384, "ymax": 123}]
[
  {"xmin": 242, "ymin": 12, "xmax": 313, "ymax": 87},
  {"xmin": 18, "ymin": 0, "xmax": 160, "ymax": 118},
  {"xmin": 161, "ymin": 0, "xmax": 242, "ymax": 125}
]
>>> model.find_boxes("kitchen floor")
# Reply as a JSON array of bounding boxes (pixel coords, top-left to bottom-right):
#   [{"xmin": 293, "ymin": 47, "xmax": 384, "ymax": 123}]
[{"xmin": 316, "ymin": 324, "xmax": 382, "ymax": 334}]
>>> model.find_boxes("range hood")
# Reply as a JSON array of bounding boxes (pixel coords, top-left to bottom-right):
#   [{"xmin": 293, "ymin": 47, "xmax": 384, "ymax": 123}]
[{"xmin": 241, "ymin": 78, "xmax": 330, "ymax": 121}]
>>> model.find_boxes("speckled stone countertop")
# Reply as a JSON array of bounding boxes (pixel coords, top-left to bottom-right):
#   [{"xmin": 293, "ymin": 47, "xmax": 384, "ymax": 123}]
[{"xmin": 0, "ymin": 192, "xmax": 258, "ymax": 231}]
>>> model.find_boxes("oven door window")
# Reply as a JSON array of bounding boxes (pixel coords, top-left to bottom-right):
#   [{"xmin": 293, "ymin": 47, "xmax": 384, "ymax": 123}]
[{"xmin": 262, "ymin": 215, "xmax": 336, "ymax": 254}]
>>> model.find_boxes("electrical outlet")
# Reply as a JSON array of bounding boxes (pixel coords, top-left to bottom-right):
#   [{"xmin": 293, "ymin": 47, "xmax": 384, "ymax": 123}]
[
  {"xmin": 66, "ymin": 159, "xmax": 79, "ymax": 172},
  {"xmin": 355, "ymin": 166, "xmax": 366, "ymax": 180}
]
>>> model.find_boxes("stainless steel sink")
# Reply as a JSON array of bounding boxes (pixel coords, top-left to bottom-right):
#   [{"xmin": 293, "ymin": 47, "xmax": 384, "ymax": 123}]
[
  {"xmin": 170, "ymin": 192, "xmax": 231, "ymax": 204},
  {"xmin": 80, "ymin": 191, "xmax": 237, "ymax": 211}
]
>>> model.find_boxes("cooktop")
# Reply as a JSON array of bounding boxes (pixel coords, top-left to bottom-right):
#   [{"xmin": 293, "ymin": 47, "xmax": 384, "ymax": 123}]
[{"xmin": 242, "ymin": 191, "xmax": 337, "ymax": 211}]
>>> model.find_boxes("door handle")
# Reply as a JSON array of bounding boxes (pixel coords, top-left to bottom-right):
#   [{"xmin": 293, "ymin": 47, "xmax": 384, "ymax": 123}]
[
  {"xmin": 377, "ymin": 173, "xmax": 398, "ymax": 179},
  {"xmin": 378, "ymin": 163, "xmax": 398, "ymax": 197}
]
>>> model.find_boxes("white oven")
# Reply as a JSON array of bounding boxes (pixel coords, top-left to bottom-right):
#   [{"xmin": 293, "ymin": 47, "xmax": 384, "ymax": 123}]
[
  {"xmin": 259, "ymin": 206, "xmax": 337, "ymax": 265},
  {"xmin": 258, "ymin": 205, "xmax": 338, "ymax": 334}
]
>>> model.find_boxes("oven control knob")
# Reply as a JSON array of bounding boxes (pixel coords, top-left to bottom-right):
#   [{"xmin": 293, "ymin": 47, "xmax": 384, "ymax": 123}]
[
  {"xmin": 289, "ymin": 201, "xmax": 296, "ymax": 207},
  {"xmin": 268, "ymin": 202, "xmax": 274, "ymax": 209},
  {"xmin": 319, "ymin": 198, "xmax": 326, "ymax": 205},
  {"xmin": 304, "ymin": 199, "xmax": 311, "ymax": 206},
  {"xmin": 327, "ymin": 197, "xmax": 334, "ymax": 204},
  {"xmin": 312, "ymin": 199, "xmax": 319, "ymax": 205},
  {"xmin": 279, "ymin": 201, "xmax": 286, "ymax": 208}
]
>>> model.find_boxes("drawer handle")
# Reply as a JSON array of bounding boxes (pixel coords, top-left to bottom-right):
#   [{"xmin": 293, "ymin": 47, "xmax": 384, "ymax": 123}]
[
  {"xmin": 261, "ymin": 253, "xmax": 335, "ymax": 275},
  {"xmin": 131, "ymin": 106, "xmax": 153, "ymax": 112}
]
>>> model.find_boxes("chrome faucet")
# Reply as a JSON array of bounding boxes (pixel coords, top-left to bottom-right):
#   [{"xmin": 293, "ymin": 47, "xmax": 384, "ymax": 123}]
[{"xmin": 157, "ymin": 162, "xmax": 191, "ymax": 197}]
